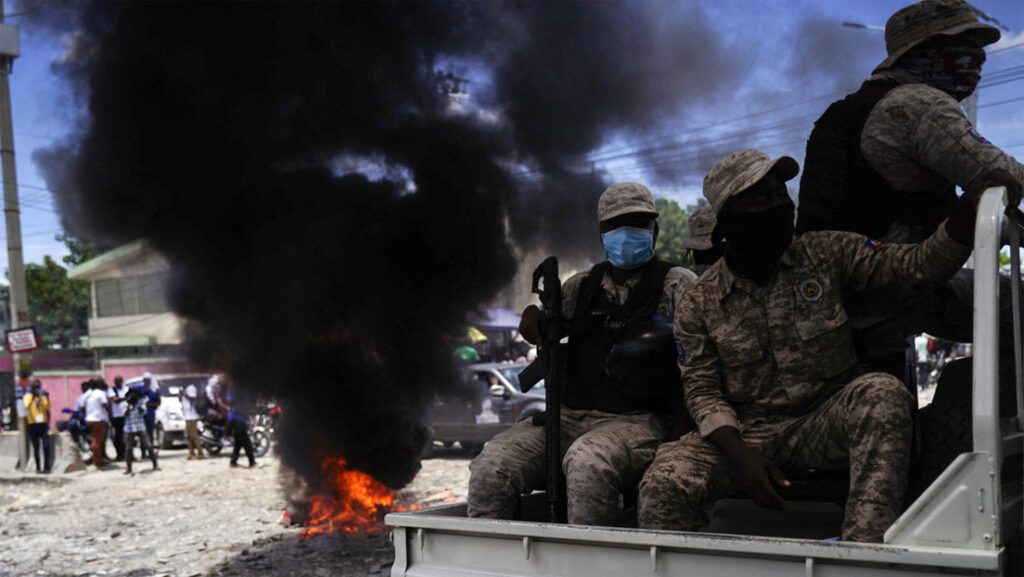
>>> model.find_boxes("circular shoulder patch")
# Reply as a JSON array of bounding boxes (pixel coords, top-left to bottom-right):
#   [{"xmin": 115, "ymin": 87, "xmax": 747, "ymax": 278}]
[{"xmin": 799, "ymin": 279, "xmax": 823, "ymax": 303}]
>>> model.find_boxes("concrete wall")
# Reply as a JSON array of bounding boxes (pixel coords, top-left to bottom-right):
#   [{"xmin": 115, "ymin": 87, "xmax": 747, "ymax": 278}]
[
  {"xmin": 24, "ymin": 357, "xmax": 194, "ymax": 432},
  {"xmin": 33, "ymin": 372, "xmax": 102, "ymax": 430}
]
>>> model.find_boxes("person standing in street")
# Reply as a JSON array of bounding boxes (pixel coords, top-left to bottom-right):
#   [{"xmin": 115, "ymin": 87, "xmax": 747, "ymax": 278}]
[
  {"xmin": 224, "ymin": 383, "xmax": 255, "ymax": 468},
  {"xmin": 107, "ymin": 376, "xmax": 128, "ymax": 461},
  {"xmin": 141, "ymin": 373, "xmax": 161, "ymax": 457},
  {"xmin": 22, "ymin": 380, "xmax": 51, "ymax": 474},
  {"xmin": 82, "ymin": 380, "xmax": 111, "ymax": 469},
  {"xmin": 181, "ymin": 383, "xmax": 205, "ymax": 460},
  {"xmin": 124, "ymin": 384, "xmax": 158, "ymax": 474}
]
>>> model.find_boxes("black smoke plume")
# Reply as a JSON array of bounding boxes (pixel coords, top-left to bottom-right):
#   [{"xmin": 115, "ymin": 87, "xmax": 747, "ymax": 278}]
[{"xmin": 28, "ymin": 2, "xmax": 745, "ymax": 493}]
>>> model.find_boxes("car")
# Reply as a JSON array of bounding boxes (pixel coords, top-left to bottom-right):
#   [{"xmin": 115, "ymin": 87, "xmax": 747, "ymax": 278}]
[
  {"xmin": 124, "ymin": 373, "xmax": 211, "ymax": 449},
  {"xmin": 426, "ymin": 362, "xmax": 545, "ymax": 453}
]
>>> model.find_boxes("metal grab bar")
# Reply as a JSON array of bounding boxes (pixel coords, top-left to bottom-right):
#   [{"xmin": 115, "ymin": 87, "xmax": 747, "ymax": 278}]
[{"xmin": 972, "ymin": 186, "xmax": 1011, "ymax": 461}]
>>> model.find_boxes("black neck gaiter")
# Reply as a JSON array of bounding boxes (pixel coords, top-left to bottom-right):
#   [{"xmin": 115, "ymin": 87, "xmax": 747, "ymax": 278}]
[
  {"xmin": 899, "ymin": 44, "xmax": 985, "ymax": 101},
  {"xmin": 720, "ymin": 204, "xmax": 795, "ymax": 285}
]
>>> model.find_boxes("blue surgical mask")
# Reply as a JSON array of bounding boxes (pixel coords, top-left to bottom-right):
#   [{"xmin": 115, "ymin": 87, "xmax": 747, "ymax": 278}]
[{"xmin": 602, "ymin": 226, "xmax": 655, "ymax": 270}]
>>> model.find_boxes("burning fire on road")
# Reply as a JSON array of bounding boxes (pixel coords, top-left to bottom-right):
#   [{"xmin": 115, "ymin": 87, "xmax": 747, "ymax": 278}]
[{"xmin": 300, "ymin": 457, "xmax": 422, "ymax": 537}]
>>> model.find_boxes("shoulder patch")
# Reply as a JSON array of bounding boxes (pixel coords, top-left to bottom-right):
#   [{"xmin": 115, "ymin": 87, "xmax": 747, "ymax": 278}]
[
  {"xmin": 676, "ymin": 340, "xmax": 686, "ymax": 366},
  {"xmin": 865, "ymin": 238, "xmax": 886, "ymax": 250},
  {"xmin": 964, "ymin": 122, "xmax": 990, "ymax": 145},
  {"xmin": 799, "ymin": 279, "xmax": 823, "ymax": 303}
]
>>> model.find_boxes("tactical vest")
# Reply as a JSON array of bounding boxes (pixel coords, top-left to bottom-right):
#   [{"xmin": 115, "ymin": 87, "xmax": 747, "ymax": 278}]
[
  {"xmin": 796, "ymin": 79, "xmax": 956, "ymax": 239},
  {"xmin": 563, "ymin": 259, "xmax": 680, "ymax": 415}
]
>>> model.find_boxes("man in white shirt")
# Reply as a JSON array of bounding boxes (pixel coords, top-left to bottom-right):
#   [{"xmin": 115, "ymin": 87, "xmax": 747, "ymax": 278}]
[
  {"xmin": 107, "ymin": 376, "xmax": 129, "ymax": 461},
  {"xmin": 82, "ymin": 381, "xmax": 111, "ymax": 468},
  {"xmin": 181, "ymin": 383, "xmax": 205, "ymax": 460}
]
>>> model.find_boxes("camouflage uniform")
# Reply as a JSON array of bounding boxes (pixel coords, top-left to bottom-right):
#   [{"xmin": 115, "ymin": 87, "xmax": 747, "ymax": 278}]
[
  {"xmin": 682, "ymin": 205, "xmax": 720, "ymax": 277},
  {"xmin": 638, "ymin": 224, "xmax": 972, "ymax": 542},
  {"xmin": 468, "ymin": 264, "xmax": 697, "ymax": 525},
  {"xmin": 862, "ymin": 68, "xmax": 1024, "ymax": 244}
]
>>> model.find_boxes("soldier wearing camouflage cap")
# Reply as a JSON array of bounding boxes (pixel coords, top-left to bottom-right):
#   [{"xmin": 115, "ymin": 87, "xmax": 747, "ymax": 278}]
[
  {"xmin": 637, "ymin": 149, "xmax": 1008, "ymax": 542},
  {"xmin": 796, "ymin": 0, "xmax": 1023, "ymax": 377},
  {"xmin": 798, "ymin": 0, "xmax": 1018, "ymax": 242},
  {"xmin": 680, "ymin": 205, "xmax": 724, "ymax": 277},
  {"xmin": 469, "ymin": 182, "xmax": 697, "ymax": 527}
]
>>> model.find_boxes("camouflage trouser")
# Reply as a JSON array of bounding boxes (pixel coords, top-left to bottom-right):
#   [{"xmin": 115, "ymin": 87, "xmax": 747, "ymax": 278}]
[
  {"xmin": 637, "ymin": 373, "xmax": 912, "ymax": 542},
  {"xmin": 467, "ymin": 408, "xmax": 668, "ymax": 526}
]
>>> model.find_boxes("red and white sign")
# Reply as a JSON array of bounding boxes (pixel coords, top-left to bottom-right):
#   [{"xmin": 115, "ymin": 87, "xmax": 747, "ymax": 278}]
[{"xmin": 6, "ymin": 327, "xmax": 39, "ymax": 354}]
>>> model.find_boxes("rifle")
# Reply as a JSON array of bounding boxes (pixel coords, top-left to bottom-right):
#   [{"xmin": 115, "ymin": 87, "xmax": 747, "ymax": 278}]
[{"xmin": 521, "ymin": 256, "xmax": 567, "ymax": 523}]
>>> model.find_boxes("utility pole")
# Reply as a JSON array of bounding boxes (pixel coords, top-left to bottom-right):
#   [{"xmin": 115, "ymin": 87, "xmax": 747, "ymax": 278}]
[{"xmin": 0, "ymin": 3, "xmax": 29, "ymax": 470}]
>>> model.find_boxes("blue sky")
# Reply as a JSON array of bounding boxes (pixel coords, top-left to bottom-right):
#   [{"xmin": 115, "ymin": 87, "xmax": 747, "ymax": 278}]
[{"xmin": 1, "ymin": 0, "xmax": 1022, "ymax": 269}]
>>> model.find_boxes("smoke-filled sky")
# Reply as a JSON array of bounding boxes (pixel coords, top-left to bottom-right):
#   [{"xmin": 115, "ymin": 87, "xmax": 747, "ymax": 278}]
[
  {"xmin": 5, "ymin": 0, "xmax": 1023, "ymax": 266},
  {"xmin": 2, "ymin": 1, "xmax": 1023, "ymax": 489}
]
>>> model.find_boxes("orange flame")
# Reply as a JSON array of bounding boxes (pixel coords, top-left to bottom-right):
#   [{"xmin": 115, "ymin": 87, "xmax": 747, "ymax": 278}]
[{"xmin": 301, "ymin": 457, "xmax": 420, "ymax": 537}]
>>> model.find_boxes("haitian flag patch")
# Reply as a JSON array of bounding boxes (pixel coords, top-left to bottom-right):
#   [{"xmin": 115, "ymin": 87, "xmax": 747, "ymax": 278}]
[
  {"xmin": 865, "ymin": 238, "xmax": 885, "ymax": 250},
  {"xmin": 964, "ymin": 122, "xmax": 990, "ymax": 144}
]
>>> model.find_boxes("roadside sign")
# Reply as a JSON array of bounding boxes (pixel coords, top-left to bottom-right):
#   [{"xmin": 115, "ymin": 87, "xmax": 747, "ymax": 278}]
[{"xmin": 5, "ymin": 327, "xmax": 39, "ymax": 354}]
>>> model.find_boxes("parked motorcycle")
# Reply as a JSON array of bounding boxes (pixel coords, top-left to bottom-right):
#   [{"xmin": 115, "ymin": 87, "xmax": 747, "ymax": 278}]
[
  {"xmin": 197, "ymin": 416, "xmax": 270, "ymax": 458},
  {"xmin": 57, "ymin": 407, "xmax": 92, "ymax": 462}
]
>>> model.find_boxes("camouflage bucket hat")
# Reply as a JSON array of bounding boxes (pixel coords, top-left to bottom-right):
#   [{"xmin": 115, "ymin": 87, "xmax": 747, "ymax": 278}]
[
  {"xmin": 681, "ymin": 205, "xmax": 716, "ymax": 250},
  {"xmin": 703, "ymin": 150, "xmax": 799, "ymax": 217},
  {"xmin": 598, "ymin": 182, "xmax": 659, "ymax": 222},
  {"xmin": 874, "ymin": 0, "xmax": 1000, "ymax": 73}
]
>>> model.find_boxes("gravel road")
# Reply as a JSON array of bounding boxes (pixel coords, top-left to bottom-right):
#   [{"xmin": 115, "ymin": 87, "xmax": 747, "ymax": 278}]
[{"xmin": 0, "ymin": 444, "xmax": 473, "ymax": 577}]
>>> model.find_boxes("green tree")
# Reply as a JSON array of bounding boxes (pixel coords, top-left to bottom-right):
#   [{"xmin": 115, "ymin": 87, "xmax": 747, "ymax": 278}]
[
  {"xmin": 655, "ymin": 197, "xmax": 709, "ymax": 266},
  {"xmin": 24, "ymin": 255, "xmax": 91, "ymax": 349},
  {"xmin": 0, "ymin": 234, "xmax": 96, "ymax": 349},
  {"xmin": 654, "ymin": 197, "xmax": 690, "ymax": 265},
  {"xmin": 57, "ymin": 232, "xmax": 98, "ymax": 267}
]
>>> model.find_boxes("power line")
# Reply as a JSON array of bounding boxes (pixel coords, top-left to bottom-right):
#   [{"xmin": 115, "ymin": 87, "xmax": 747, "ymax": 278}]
[
  {"xmin": 990, "ymin": 41, "xmax": 1024, "ymax": 55},
  {"xmin": 979, "ymin": 94, "xmax": 1024, "ymax": 109}
]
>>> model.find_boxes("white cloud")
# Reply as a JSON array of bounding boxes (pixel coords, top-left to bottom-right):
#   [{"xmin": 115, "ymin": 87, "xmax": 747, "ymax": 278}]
[{"xmin": 990, "ymin": 29, "xmax": 1024, "ymax": 52}]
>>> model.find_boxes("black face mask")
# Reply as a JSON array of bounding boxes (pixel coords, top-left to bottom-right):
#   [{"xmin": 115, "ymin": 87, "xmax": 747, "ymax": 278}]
[
  {"xmin": 899, "ymin": 44, "xmax": 986, "ymax": 101},
  {"xmin": 719, "ymin": 203, "xmax": 795, "ymax": 284}
]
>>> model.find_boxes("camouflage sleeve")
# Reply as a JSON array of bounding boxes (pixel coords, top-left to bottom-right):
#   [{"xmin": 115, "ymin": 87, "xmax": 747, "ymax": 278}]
[
  {"xmin": 826, "ymin": 224, "xmax": 972, "ymax": 293},
  {"xmin": 675, "ymin": 292, "xmax": 740, "ymax": 437},
  {"xmin": 862, "ymin": 84, "xmax": 1024, "ymax": 190},
  {"xmin": 914, "ymin": 94, "xmax": 1024, "ymax": 190},
  {"xmin": 665, "ymin": 266, "xmax": 699, "ymax": 313},
  {"xmin": 561, "ymin": 270, "xmax": 589, "ymax": 320}
]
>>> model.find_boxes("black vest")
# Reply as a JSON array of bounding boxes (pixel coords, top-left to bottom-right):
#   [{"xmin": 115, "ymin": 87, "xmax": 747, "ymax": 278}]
[
  {"xmin": 563, "ymin": 259, "xmax": 680, "ymax": 414},
  {"xmin": 796, "ymin": 79, "xmax": 956, "ymax": 239}
]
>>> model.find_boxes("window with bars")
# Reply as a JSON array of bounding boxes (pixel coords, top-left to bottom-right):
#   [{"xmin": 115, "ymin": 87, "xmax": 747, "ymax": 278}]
[{"xmin": 95, "ymin": 273, "xmax": 171, "ymax": 317}]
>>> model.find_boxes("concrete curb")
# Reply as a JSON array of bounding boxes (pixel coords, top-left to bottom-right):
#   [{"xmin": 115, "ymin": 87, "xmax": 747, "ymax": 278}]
[{"xmin": 0, "ymin": 430, "xmax": 85, "ymax": 475}]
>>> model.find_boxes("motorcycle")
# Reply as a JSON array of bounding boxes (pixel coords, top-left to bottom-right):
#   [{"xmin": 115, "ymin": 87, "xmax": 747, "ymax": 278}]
[
  {"xmin": 197, "ymin": 416, "xmax": 270, "ymax": 458},
  {"xmin": 57, "ymin": 407, "xmax": 92, "ymax": 462}
]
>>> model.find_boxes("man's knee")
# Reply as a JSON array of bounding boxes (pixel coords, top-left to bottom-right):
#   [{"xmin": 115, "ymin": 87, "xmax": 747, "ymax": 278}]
[
  {"xmin": 467, "ymin": 424, "xmax": 544, "ymax": 518},
  {"xmin": 848, "ymin": 373, "xmax": 913, "ymax": 412},
  {"xmin": 562, "ymin": 433, "xmax": 622, "ymax": 484},
  {"xmin": 637, "ymin": 435, "xmax": 712, "ymax": 530}
]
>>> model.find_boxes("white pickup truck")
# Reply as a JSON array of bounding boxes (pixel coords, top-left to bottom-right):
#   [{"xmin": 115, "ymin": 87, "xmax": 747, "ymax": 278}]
[{"xmin": 387, "ymin": 187, "xmax": 1024, "ymax": 576}]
